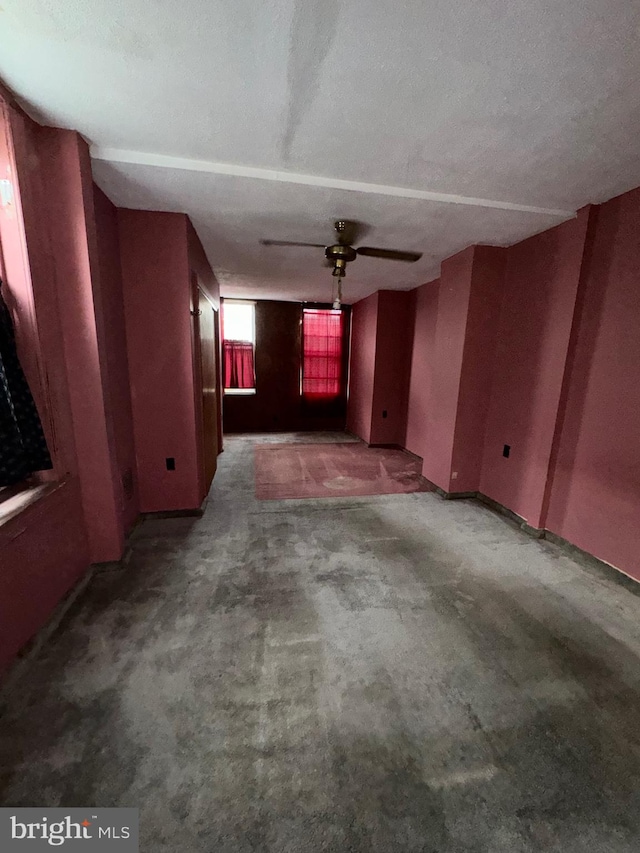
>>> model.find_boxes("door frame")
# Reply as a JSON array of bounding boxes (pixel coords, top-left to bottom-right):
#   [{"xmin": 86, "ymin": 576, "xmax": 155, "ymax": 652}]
[{"xmin": 190, "ymin": 273, "xmax": 222, "ymax": 500}]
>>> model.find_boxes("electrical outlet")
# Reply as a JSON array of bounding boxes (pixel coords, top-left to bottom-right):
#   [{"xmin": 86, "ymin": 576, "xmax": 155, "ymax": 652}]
[
  {"xmin": 503, "ymin": 445, "xmax": 511, "ymax": 458},
  {"xmin": 382, "ymin": 410, "xmax": 388, "ymax": 418},
  {"xmin": 166, "ymin": 457, "xmax": 176, "ymax": 471},
  {"xmin": 451, "ymin": 471, "xmax": 458, "ymax": 480}
]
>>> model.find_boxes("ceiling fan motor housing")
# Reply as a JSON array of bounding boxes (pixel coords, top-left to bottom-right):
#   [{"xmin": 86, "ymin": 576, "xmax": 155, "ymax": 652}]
[{"xmin": 326, "ymin": 243, "xmax": 357, "ymax": 276}]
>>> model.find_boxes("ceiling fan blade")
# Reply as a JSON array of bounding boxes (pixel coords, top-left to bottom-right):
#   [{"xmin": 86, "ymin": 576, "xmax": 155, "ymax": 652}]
[
  {"xmin": 260, "ymin": 239, "xmax": 326, "ymax": 248},
  {"xmin": 356, "ymin": 246, "xmax": 423, "ymax": 262}
]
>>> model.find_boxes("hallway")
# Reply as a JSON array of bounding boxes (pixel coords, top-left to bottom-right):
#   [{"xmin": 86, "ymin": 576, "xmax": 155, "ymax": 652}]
[{"xmin": 1, "ymin": 434, "xmax": 640, "ymax": 851}]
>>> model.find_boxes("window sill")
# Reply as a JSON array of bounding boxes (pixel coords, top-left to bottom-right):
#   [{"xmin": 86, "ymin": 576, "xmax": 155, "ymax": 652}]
[
  {"xmin": 0, "ymin": 483, "xmax": 58, "ymax": 529},
  {"xmin": 224, "ymin": 388, "xmax": 257, "ymax": 396}
]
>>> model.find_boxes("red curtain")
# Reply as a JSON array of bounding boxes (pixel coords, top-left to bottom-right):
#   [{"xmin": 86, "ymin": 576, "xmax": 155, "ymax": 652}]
[
  {"xmin": 223, "ymin": 340, "xmax": 255, "ymax": 389},
  {"xmin": 302, "ymin": 309, "xmax": 343, "ymax": 397}
]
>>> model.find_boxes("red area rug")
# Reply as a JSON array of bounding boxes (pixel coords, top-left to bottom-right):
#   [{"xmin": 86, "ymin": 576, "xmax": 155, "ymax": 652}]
[{"xmin": 254, "ymin": 442, "xmax": 433, "ymax": 500}]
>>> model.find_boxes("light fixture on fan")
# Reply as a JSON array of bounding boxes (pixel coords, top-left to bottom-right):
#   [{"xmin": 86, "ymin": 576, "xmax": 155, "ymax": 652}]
[{"xmin": 332, "ymin": 279, "xmax": 343, "ymax": 310}]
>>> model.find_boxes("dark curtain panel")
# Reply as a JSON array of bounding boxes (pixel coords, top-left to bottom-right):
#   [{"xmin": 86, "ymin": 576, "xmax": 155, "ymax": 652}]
[
  {"xmin": 0, "ymin": 281, "xmax": 52, "ymax": 486},
  {"xmin": 302, "ymin": 308, "xmax": 344, "ymax": 397},
  {"xmin": 223, "ymin": 340, "xmax": 255, "ymax": 389}
]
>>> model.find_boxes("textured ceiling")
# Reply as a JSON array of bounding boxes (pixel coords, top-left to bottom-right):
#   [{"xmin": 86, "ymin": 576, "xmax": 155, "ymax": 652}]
[{"xmin": 2, "ymin": 0, "xmax": 640, "ymax": 302}]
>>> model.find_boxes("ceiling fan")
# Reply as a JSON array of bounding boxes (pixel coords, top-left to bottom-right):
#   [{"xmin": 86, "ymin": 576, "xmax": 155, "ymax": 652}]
[{"xmin": 260, "ymin": 220, "xmax": 422, "ymax": 307}]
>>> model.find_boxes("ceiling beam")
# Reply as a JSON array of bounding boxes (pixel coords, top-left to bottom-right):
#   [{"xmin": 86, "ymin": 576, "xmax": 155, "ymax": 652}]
[{"xmin": 90, "ymin": 146, "xmax": 575, "ymax": 219}]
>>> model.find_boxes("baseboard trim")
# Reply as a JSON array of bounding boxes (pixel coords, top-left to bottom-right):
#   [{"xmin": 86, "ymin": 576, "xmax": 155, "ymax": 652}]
[
  {"xmin": 141, "ymin": 498, "xmax": 207, "ymax": 520},
  {"xmin": 0, "ymin": 565, "xmax": 96, "ymax": 697},
  {"xmin": 443, "ymin": 489, "xmax": 477, "ymax": 501},
  {"xmin": 419, "ymin": 476, "xmax": 476, "ymax": 500},
  {"xmin": 543, "ymin": 530, "xmax": 640, "ymax": 594},
  {"xmin": 521, "ymin": 522, "xmax": 546, "ymax": 539},
  {"xmin": 475, "ymin": 492, "xmax": 545, "ymax": 537},
  {"xmin": 400, "ymin": 447, "xmax": 423, "ymax": 463},
  {"xmin": 93, "ymin": 548, "xmax": 133, "ymax": 574},
  {"xmin": 141, "ymin": 509, "xmax": 203, "ymax": 519},
  {"xmin": 0, "ymin": 521, "xmax": 141, "ymax": 691},
  {"xmin": 426, "ymin": 486, "xmax": 636, "ymax": 588}
]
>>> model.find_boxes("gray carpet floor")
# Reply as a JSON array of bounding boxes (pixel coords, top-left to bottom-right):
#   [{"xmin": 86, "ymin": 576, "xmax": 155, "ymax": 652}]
[{"xmin": 1, "ymin": 432, "xmax": 640, "ymax": 852}]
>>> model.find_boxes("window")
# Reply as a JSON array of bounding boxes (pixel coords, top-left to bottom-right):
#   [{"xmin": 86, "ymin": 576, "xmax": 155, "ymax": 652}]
[
  {"xmin": 222, "ymin": 300, "xmax": 256, "ymax": 394},
  {"xmin": 0, "ymin": 250, "xmax": 52, "ymax": 490},
  {"xmin": 302, "ymin": 308, "xmax": 344, "ymax": 398},
  {"xmin": 0, "ymin": 99, "xmax": 55, "ymax": 525}
]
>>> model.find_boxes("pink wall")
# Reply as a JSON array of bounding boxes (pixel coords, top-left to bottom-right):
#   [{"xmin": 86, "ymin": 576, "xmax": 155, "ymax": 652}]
[
  {"xmin": 369, "ymin": 290, "xmax": 414, "ymax": 446},
  {"xmin": 404, "ymin": 280, "xmax": 439, "ymax": 458},
  {"xmin": 348, "ymin": 290, "xmax": 416, "ymax": 446},
  {"xmin": 421, "ymin": 248, "xmax": 475, "ymax": 490},
  {"xmin": 546, "ymin": 189, "xmax": 640, "ymax": 580},
  {"xmin": 187, "ymin": 220, "xmax": 220, "ymax": 310},
  {"xmin": 41, "ymin": 129, "xmax": 124, "ymax": 562},
  {"xmin": 346, "ymin": 292, "xmax": 378, "ymax": 443},
  {"xmin": 479, "ymin": 209, "xmax": 592, "ymax": 527},
  {"xmin": 0, "ymin": 483, "xmax": 88, "ymax": 673},
  {"xmin": 118, "ymin": 210, "xmax": 203, "ymax": 513},
  {"xmin": 0, "ymin": 91, "xmax": 221, "ymax": 673},
  {"xmin": 0, "ymin": 94, "xmax": 90, "ymax": 673},
  {"xmin": 451, "ymin": 247, "xmax": 507, "ymax": 493},
  {"xmin": 348, "ymin": 191, "xmax": 640, "ymax": 581},
  {"xmin": 93, "ymin": 186, "xmax": 139, "ymax": 534}
]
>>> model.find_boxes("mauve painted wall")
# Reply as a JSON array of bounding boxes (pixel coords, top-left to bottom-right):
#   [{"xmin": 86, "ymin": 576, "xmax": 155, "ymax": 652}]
[
  {"xmin": 421, "ymin": 248, "xmax": 475, "ymax": 490},
  {"xmin": 451, "ymin": 247, "xmax": 507, "ymax": 493},
  {"xmin": 479, "ymin": 210, "xmax": 591, "ymax": 527},
  {"xmin": 0, "ymin": 483, "xmax": 87, "ymax": 673},
  {"xmin": 188, "ymin": 221, "xmax": 220, "ymax": 310},
  {"xmin": 42, "ymin": 130, "xmax": 124, "ymax": 562},
  {"xmin": 93, "ymin": 185, "xmax": 139, "ymax": 534},
  {"xmin": 0, "ymin": 98, "xmax": 90, "ymax": 673},
  {"xmin": 404, "ymin": 280, "xmax": 439, "ymax": 458},
  {"xmin": 369, "ymin": 290, "xmax": 414, "ymax": 446},
  {"xmin": 346, "ymin": 191, "xmax": 640, "ymax": 583},
  {"xmin": 118, "ymin": 210, "xmax": 202, "ymax": 513},
  {"xmin": 546, "ymin": 189, "xmax": 640, "ymax": 580},
  {"xmin": 346, "ymin": 292, "xmax": 378, "ymax": 443}
]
